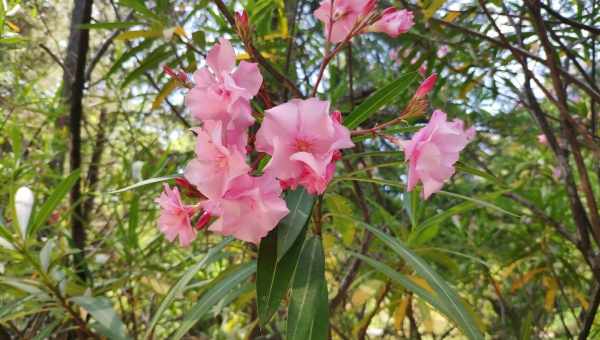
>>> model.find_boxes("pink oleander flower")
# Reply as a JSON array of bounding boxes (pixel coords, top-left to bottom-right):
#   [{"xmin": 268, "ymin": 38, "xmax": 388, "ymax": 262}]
[
  {"xmin": 201, "ymin": 174, "xmax": 289, "ymax": 244},
  {"xmin": 437, "ymin": 45, "xmax": 450, "ymax": 58},
  {"xmin": 314, "ymin": 0, "xmax": 375, "ymax": 43},
  {"xmin": 418, "ymin": 64, "xmax": 427, "ymax": 76},
  {"xmin": 255, "ymin": 98, "xmax": 354, "ymax": 195},
  {"xmin": 537, "ymin": 134, "xmax": 548, "ymax": 145},
  {"xmin": 368, "ymin": 8, "xmax": 414, "ymax": 38},
  {"xmin": 184, "ymin": 121, "xmax": 250, "ymax": 199},
  {"xmin": 186, "ymin": 38, "xmax": 262, "ymax": 131},
  {"xmin": 398, "ymin": 110, "xmax": 475, "ymax": 199},
  {"xmin": 155, "ymin": 184, "xmax": 197, "ymax": 247}
]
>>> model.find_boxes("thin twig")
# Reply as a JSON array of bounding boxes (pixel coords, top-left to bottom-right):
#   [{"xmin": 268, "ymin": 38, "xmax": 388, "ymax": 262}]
[{"xmin": 39, "ymin": 44, "xmax": 65, "ymax": 72}]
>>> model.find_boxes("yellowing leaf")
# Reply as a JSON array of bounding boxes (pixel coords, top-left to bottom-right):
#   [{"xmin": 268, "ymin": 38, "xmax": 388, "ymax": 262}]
[
  {"xmin": 511, "ymin": 267, "xmax": 546, "ymax": 293},
  {"xmin": 542, "ymin": 276, "xmax": 557, "ymax": 311},
  {"xmin": 459, "ymin": 75, "xmax": 484, "ymax": 99},
  {"xmin": 351, "ymin": 280, "xmax": 382, "ymax": 306},
  {"xmin": 409, "ymin": 275, "xmax": 434, "ymax": 293},
  {"xmin": 152, "ymin": 78, "xmax": 178, "ymax": 110},
  {"xmin": 574, "ymin": 291, "xmax": 589, "ymax": 310},
  {"xmin": 116, "ymin": 30, "xmax": 163, "ymax": 41},
  {"xmin": 394, "ymin": 296, "xmax": 410, "ymax": 330},
  {"xmin": 443, "ymin": 11, "xmax": 461, "ymax": 23},
  {"xmin": 422, "ymin": 0, "xmax": 448, "ymax": 19},
  {"xmin": 236, "ymin": 52, "xmax": 277, "ymax": 62},
  {"xmin": 323, "ymin": 233, "xmax": 335, "ymax": 250},
  {"xmin": 141, "ymin": 276, "xmax": 170, "ymax": 295},
  {"xmin": 326, "ymin": 194, "xmax": 357, "ymax": 246},
  {"xmin": 6, "ymin": 20, "xmax": 20, "ymax": 33},
  {"xmin": 173, "ymin": 26, "xmax": 187, "ymax": 38}
]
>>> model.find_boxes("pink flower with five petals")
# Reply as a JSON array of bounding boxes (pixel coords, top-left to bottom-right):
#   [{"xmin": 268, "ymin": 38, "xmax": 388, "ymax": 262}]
[
  {"xmin": 398, "ymin": 110, "xmax": 475, "ymax": 199},
  {"xmin": 186, "ymin": 38, "xmax": 262, "ymax": 133},
  {"xmin": 184, "ymin": 121, "xmax": 250, "ymax": 199},
  {"xmin": 201, "ymin": 174, "xmax": 289, "ymax": 244},
  {"xmin": 255, "ymin": 98, "xmax": 354, "ymax": 194},
  {"xmin": 155, "ymin": 184, "xmax": 197, "ymax": 247}
]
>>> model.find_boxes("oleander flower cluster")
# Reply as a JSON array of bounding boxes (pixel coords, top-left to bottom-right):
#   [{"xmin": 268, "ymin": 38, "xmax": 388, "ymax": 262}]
[
  {"xmin": 155, "ymin": 3, "xmax": 475, "ymax": 247},
  {"xmin": 156, "ymin": 38, "xmax": 354, "ymax": 246},
  {"xmin": 314, "ymin": 0, "xmax": 414, "ymax": 43}
]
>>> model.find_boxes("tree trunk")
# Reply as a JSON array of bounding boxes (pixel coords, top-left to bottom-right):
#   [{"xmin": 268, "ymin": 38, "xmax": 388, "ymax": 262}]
[{"xmin": 63, "ymin": 0, "xmax": 94, "ymax": 281}]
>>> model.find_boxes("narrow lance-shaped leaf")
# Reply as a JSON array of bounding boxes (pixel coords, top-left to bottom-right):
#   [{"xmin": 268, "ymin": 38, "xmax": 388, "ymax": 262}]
[
  {"xmin": 172, "ymin": 261, "xmax": 256, "ymax": 340},
  {"xmin": 109, "ymin": 174, "xmax": 178, "ymax": 194},
  {"xmin": 362, "ymin": 223, "xmax": 484, "ymax": 340},
  {"xmin": 29, "ymin": 170, "xmax": 81, "ymax": 237},
  {"xmin": 144, "ymin": 237, "xmax": 232, "ymax": 339},
  {"xmin": 345, "ymin": 72, "xmax": 418, "ymax": 129},
  {"xmin": 256, "ymin": 225, "xmax": 306, "ymax": 325},
  {"xmin": 71, "ymin": 296, "xmax": 130, "ymax": 340},
  {"xmin": 277, "ymin": 188, "xmax": 315, "ymax": 259},
  {"xmin": 288, "ymin": 236, "xmax": 328, "ymax": 340}
]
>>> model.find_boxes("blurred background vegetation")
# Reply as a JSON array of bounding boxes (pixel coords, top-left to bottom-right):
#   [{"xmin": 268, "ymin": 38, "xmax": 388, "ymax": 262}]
[{"xmin": 1, "ymin": 0, "xmax": 599, "ymax": 339}]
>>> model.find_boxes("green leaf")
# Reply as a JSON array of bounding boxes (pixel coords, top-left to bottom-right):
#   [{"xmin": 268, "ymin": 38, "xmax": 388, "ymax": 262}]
[
  {"xmin": 308, "ymin": 281, "xmax": 329, "ymax": 339},
  {"xmin": 438, "ymin": 191, "xmax": 519, "ymax": 217},
  {"xmin": 106, "ymin": 39, "xmax": 154, "ymax": 78},
  {"xmin": 362, "ymin": 223, "xmax": 484, "ymax": 340},
  {"xmin": 144, "ymin": 237, "xmax": 232, "ymax": 339},
  {"xmin": 408, "ymin": 224, "xmax": 440, "ymax": 246},
  {"xmin": 0, "ymin": 278, "xmax": 45, "ymax": 295},
  {"xmin": 172, "ymin": 261, "xmax": 256, "ymax": 340},
  {"xmin": 71, "ymin": 296, "xmax": 130, "ymax": 340},
  {"xmin": 345, "ymin": 72, "xmax": 418, "ymax": 129},
  {"xmin": 417, "ymin": 201, "xmax": 476, "ymax": 232},
  {"xmin": 79, "ymin": 22, "xmax": 144, "ymax": 30},
  {"xmin": 128, "ymin": 198, "xmax": 139, "ymax": 249},
  {"xmin": 29, "ymin": 170, "xmax": 81, "ymax": 237},
  {"xmin": 351, "ymin": 252, "xmax": 452, "ymax": 316},
  {"xmin": 119, "ymin": 0, "xmax": 162, "ymax": 21},
  {"xmin": 325, "ymin": 194, "xmax": 357, "ymax": 246},
  {"xmin": 31, "ymin": 319, "xmax": 61, "ymax": 340},
  {"xmin": 288, "ymin": 236, "xmax": 328, "ymax": 340},
  {"xmin": 456, "ymin": 162, "xmax": 499, "ymax": 183},
  {"xmin": 277, "ymin": 188, "xmax": 315, "ymax": 259},
  {"xmin": 192, "ymin": 31, "xmax": 206, "ymax": 49},
  {"xmin": 109, "ymin": 174, "xmax": 178, "ymax": 194},
  {"xmin": 121, "ymin": 47, "xmax": 174, "ymax": 88},
  {"xmin": 256, "ymin": 226, "xmax": 306, "ymax": 325}
]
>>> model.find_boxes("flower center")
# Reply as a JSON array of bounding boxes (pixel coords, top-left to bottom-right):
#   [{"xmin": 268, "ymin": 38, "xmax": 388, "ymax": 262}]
[
  {"xmin": 215, "ymin": 154, "xmax": 228, "ymax": 169},
  {"xmin": 214, "ymin": 86, "xmax": 231, "ymax": 98},
  {"xmin": 294, "ymin": 138, "xmax": 313, "ymax": 152}
]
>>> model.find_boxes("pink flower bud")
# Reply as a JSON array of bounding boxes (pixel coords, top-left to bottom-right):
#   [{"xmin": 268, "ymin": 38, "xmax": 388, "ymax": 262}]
[
  {"xmin": 195, "ymin": 211, "xmax": 211, "ymax": 230},
  {"xmin": 235, "ymin": 10, "xmax": 249, "ymax": 33},
  {"xmin": 415, "ymin": 74, "xmax": 437, "ymax": 97},
  {"xmin": 332, "ymin": 111, "xmax": 343, "ymax": 124},
  {"xmin": 537, "ymin": 134, "xmax": 548, "ymax": 145}
]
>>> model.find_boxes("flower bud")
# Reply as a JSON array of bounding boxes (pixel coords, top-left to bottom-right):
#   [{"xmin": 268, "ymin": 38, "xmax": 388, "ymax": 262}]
[
  {"xmin": 415, "ymin": 74, "xmax": 437, "ymax": 98},
  {"xmin": 132, "ymin": 161, "xmax": 144, "ymax": 182},
  {"xmin": 195, "ymin": 211, "xmax": 211, "ymax": 230},
  {"xmin": 235, "ymin": 10, "xmax": 250, "ymax": 39},
  {"xmin": 15, "ymin": 186, "xmax": 34, "ymax": 237}
]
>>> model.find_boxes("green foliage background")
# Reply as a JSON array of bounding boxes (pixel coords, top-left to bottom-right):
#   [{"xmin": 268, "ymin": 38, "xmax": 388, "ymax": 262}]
[{"xmin": 0, "ymin": 0, "xmax": 599, "ymax": 339}]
